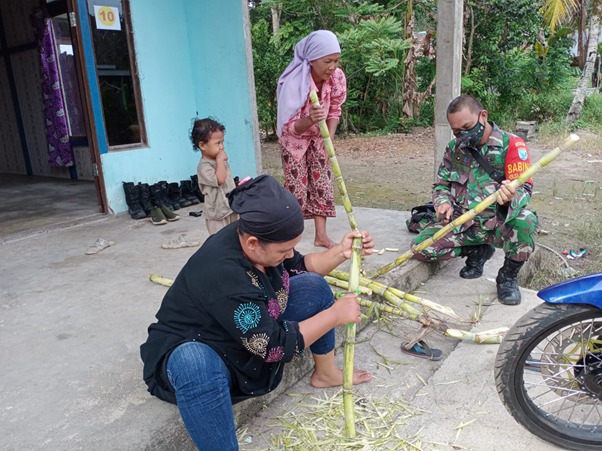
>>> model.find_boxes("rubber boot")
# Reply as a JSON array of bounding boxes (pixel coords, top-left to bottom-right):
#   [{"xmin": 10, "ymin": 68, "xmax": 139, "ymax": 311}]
[
  {"xmin": 169, "ymin": 182, "xmax": 192, "ymax": 208},
  {"xmin": 190, "ymin": 175, "xmax": 205, "ymax": 203},
  {"xmin": 138, "ymin": 183, "xmax": 155, "ymax": 215},
  {"xmin": 160, "ymin": 204, "xmax": 180, "ymax": 222},
  {"xmin": 122, "ymin": 182, "xmax": 146, "ymax": 219},
  {"xmin": 496, "ymin": 258, "xmax": 525, "ymax": 305},
  {"xmin": 149, "ymin": 207, "xmax": 167, "ymax": 225},
  {"xmin": 149, "ymin": 183, "xmax": 179, "ymax": 221},
  {"xmin": 459, "ymin": 244, "xmax": 496, "ymax": 279},
  {"xmin": 158, "ymin": 181, "xmax": 179, "ymax": 210},
  {"xmin": 180, "ymin": 180, "xmax": 200, "ymax": 205}
]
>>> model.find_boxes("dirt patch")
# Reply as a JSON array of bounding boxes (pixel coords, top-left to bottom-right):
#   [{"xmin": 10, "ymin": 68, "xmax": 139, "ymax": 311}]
[{"xmin": 261, "ymin": 128, "xmax": 602, "ymax": 287}]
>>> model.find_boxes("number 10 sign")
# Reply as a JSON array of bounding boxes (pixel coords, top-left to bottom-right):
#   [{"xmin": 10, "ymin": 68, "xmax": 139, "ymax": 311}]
[{"xmin": 93, "ymin": 5, "xmax": 121, "ymax": 31}]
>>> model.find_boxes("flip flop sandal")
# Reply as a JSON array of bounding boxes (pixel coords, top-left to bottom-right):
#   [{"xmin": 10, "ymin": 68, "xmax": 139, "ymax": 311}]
[
  {"xmin": 400, "ymin": 340, "xmax": 443, "ymax": 361},
  {"xmin": 161, "ymin": 234, "xmax": 200, "ymax": 249},
  {"xmin": 85, "ymin": 238, "xmax": 116, "ymax": 255}
]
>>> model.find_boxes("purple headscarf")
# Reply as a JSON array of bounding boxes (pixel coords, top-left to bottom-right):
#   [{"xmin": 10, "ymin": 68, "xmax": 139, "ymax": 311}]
[{"xmin": 276, "ymin": 30, "xmax": 341, "ymax": 137}]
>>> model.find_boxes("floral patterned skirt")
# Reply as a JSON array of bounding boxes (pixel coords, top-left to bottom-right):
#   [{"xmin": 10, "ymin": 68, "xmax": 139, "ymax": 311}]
[{"xmin": 280, "ymin": 142, "xmax": 335, "ymax": 219}]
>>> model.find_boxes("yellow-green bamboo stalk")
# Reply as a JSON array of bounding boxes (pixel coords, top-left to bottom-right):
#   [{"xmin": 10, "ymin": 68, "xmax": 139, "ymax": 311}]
[
  {"xmin": 358, "ymin": 297, "xmax": 507, "ymax": 344},
  {"xmin": 329, "ymin": 269, "xmax": 462, "ymax": 322},
  {"xmin": 149, "ymin": 274, "xmax": 173, "ymax": 287},
  {"xmin": 371, "ymin": 134, "xmax": 581, "ymax": 277},
  {"xmin": 151, "ymin": 274, "xmax": 505, "ymax": 343},
  {"xmin": 309, "ymin": 90, "xmax": 359, "ymax": 438},
  {"xmin": 444, "ymin": 327, "xmax": 508, "ymax": 344},
  {"xmin": 324, "ymin": 276, "xmax": 373, "ymax": 296},
  {"xmin": 327, "ymin": 278, "xmax": 442, "ymax": 330}
]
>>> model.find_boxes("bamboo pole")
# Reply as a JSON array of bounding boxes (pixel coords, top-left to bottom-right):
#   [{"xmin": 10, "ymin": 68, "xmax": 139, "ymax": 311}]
[
  {"xmin": 357, "ymin": 297, "xmax": 507, "ymax": 344},
  {"xmin": 149, "ymin": 274, "xmax": 505, "ymax": 343},
  {"xmin": 309, "ymin": 90, "xmax": 359, "ymax": 438},
  {"xmin": 329, "ymin": 279, "xmax": 445, "ymax": 331},
  {"xmin": 371, "ymin": 134, "xmax": 581, "ymax": 277},
  {"xmin": 329, "ymin": 269, "xmax": 462, "ymax": 321}
]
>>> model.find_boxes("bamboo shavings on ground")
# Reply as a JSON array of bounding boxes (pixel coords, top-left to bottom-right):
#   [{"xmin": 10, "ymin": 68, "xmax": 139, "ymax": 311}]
[{"xmin": 266, "ymin": 390, "xmax": 425, "ymax": 450}]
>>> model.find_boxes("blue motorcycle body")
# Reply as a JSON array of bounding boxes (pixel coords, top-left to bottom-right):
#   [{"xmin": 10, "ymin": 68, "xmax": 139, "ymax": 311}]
[{"xmin": 538, "ymin": 272, "xmax": 602, "ymax": 308}]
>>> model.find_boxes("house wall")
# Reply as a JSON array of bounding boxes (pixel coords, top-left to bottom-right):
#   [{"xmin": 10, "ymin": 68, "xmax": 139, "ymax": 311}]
[{"xmin": 99, "ymin": 0, "xmax": 259, "ymax": 213}]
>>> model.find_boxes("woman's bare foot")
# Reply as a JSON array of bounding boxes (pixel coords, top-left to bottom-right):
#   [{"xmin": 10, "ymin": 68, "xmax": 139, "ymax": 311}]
[
  {"xmin": 310, "ymin": 367, "xmax": 372, "ymax": 388},
  {"xmin": 314, "ymin": 236, "xmax": 337, "ymax": 249}
]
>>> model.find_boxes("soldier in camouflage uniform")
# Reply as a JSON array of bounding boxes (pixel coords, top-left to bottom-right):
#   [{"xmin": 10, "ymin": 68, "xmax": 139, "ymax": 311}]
[{"xmin": 412, "ymin": 95, "xmax": 537, "ymax": 305}]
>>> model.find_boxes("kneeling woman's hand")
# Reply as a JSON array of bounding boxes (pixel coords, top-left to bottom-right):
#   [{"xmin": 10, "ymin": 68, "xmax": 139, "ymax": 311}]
[
  {"xmin": 340, "ymin": 231, "xmax": 374, "ymax": 260},
  {"xmin": 332, "ymin": 293, "xmax": 361, "ymax": 326}
]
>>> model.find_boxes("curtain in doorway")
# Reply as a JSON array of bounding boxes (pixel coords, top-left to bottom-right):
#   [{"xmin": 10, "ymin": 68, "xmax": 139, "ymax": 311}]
[{"xmin": 32, "ymin": 11, "xmax": 74, "ymax": 168}]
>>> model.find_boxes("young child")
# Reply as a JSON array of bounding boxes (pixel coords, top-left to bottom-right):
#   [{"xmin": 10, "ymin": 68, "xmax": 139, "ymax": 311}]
[{"xmin": 190, "ymin": 118, "xmax": 238, "ymax": 235}]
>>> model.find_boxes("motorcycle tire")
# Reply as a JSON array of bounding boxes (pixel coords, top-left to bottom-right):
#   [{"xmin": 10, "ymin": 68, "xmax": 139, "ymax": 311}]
[{"xmin": 495, "ymin": 302, "xmax": 602, "ymax": 451}]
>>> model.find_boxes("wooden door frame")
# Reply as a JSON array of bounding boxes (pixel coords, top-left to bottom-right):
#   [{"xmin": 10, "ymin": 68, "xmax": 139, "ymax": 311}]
[{"xmin": 67, "ymin": 0, "xmax": 108, "ymax": 213}]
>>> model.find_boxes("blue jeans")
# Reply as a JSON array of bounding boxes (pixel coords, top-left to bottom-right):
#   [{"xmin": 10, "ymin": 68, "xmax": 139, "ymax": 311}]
[{"xmin": 166, "ymin": 272, "xmax": 335, "ymax": 450}]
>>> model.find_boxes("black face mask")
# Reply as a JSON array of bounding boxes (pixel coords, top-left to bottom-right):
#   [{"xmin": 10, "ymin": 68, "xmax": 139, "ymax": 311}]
[{"xmin": 454, "ymin": 111, "xmax": 485, "ymax": 147}]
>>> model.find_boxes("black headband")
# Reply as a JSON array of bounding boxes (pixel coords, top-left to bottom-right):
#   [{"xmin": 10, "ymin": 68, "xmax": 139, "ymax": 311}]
[{"xmin": 228, "ymin": 175, "xmax": 304, "ymax": 242}]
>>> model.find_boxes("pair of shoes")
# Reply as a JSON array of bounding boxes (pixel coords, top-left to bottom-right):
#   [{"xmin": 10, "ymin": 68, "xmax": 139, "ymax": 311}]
[
  {"xmin": 459, "ymin": 244, "xmax": 496, "ymax": 279},
  {"xmin": 168, "ymin": 182, "xmax": 195, "ymax": 208},
  {"xmin": 161, "ymin": 234, "xmax": 200, "ymax": 249},
  {"xmin": 181, "ymin": 180, "xmax": 200, "ymax": 205},
  {"xmin": 85, "ymin": 238, "xmax": 116, "ymax": 255},
  {"xmin": 150, "ymin": 205, "xmax": 180, "ymax": 225},
  {"xmin": 496, "ymin": 257, "xmax": 524, "ymax": 305},
  {"xmin": 400, "ymin": 340, "xmax": 443, "ymax": 361},
  {"xmin": 123, "ymin": 182, "xmax": 147, "ymax": 219},
  {"xmin": 190, "ymin": 175, "xmax": 205, "ymax": 203}
]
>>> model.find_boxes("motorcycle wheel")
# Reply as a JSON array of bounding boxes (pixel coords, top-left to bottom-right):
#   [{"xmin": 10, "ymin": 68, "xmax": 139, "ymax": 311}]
[{"xmin": 495, "ymin": 302, "xmax": 602, "ymax": 451}]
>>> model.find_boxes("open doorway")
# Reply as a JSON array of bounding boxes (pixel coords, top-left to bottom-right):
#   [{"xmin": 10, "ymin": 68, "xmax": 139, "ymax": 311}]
[{"xmin": 0, "ymin": 0, "xmax": 105, "ymax": 241}]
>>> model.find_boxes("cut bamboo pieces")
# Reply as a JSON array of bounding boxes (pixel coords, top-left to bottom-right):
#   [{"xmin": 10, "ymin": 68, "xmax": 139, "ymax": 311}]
[
  {"xmin": 371, "ymin": 134, "xmax": 581, "ymax": 278},
  {"xmin": 309, "ymin": 89, "xmax": 360, "ymax": 438},
  {"xmin": 149, "ymin": 273, "xmax": 508, "ymax": 344},
  {"xmin": 328, "ymin": 269, "xmax": 462, "ymax": 322},
  {"xmin": 357, "ymin": 297, "xmax": 508, "ymax": 344}
]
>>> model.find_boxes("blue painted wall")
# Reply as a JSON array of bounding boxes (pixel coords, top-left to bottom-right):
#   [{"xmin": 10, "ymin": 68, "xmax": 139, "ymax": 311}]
[{"xmin": 99, "ymin": 0, "xmax": 258, "ymax": 213}]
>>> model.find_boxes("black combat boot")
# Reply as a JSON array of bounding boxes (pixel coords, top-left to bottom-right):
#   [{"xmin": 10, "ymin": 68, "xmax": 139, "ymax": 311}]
[
  {"xmin": 138, "ymin": 183, "xmax": 155, "ymax": 214},
  {"xmin": 459, "ymin": 244, "xmax": 496, "ymax": 279},
  {"xmin": 122, "ymin": 182, "xmax": 146, "ymax": 219},
  {"xmin": 168, "ymin": 182, "xmax": 192, "ymax": 208},
  {"xmin": 496, "ymin": 258, "xmax": 525, "ymax": 305},
  {"xmin": 158, "ymin": 181, "xmax": 179, "ymax": 210},
  {"xmin": 180, "ymin": 180, "xmax": 200, "ymax": 205},
  {"xmin": 190, "ymin": 175, "xmax": 205, "ymax": 203},
  {"xmin": 149, "ymin": 183, "xmax": 165, "ymax": 208}
]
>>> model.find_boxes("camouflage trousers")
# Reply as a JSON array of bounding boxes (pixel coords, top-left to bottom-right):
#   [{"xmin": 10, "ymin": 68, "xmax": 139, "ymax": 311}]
[{"xmin": 411, "ymin": 210, "xmax": 537, "ymax": 263}]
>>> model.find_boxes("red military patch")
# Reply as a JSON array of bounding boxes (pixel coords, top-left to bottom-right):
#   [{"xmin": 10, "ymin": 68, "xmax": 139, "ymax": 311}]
[{"xmin": 505, "ymin": 135, "xmax": 533, "ymax": 184}]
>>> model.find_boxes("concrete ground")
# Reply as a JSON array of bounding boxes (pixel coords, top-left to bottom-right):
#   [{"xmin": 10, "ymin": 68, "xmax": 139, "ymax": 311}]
[
  {"xmin": 0, "ymin": 203, "xmax": 562, "ymax": 450},
  {"xmin": 0, "ymin": 174, "xmax": 100, "ymax": 241}
]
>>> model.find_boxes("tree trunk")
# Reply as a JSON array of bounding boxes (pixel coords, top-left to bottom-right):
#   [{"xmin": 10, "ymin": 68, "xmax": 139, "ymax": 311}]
[
  {"xmin": 464, "ymin": 6, "xmax": 475, "ymax": 76},
  {"xmin": 566, "ymin": 0, "xmax": 601, "ymax": 125},
  {"xmin": 271, "ymin": 4, "xmax": 281, "ymax": 34},
  {"xmin": 578, "ymin": 0, "xmax": 587, "ymax": 69}
]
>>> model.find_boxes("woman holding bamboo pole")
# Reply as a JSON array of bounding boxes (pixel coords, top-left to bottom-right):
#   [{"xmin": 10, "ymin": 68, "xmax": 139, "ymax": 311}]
[
  {"xmin": 277, "ymin": 30, "xmax": 346, "ymax": 248},
  {"xmin": 140, "ymin": 175, "xmax": 373, "ymax": 450}
]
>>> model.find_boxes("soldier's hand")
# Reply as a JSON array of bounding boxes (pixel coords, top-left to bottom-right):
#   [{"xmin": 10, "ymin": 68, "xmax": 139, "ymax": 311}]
[
  {"xmin": 436, "ymin": 203, "xmax": 453, "ymax": 224},
  {"xmin": 497, "ymin": 180, "xmax": 516, "ymax": 205}
]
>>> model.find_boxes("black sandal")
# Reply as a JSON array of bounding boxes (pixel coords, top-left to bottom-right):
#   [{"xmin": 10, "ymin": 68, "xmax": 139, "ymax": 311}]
[{"xmin": 400, "ymin": 340, "xmax": 443, "ymax": 361}]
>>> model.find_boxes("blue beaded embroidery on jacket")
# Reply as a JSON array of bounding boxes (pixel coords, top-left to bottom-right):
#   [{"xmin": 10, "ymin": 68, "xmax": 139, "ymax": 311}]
[{"xmin": 233, "ymin": 303, "xmax": 261, "ymax": 333}]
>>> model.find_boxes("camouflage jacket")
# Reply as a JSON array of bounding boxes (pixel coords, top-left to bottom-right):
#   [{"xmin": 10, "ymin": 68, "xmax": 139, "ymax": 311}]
[{"xmin": 433, "ymin": 123, "xmax": 533, "ymax": 232}]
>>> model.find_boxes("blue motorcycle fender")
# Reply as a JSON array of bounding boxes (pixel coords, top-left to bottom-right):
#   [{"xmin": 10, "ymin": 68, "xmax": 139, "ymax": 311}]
[{"xmin": 538, "ymin": 272, "xmax": 602, "ymax": 308}]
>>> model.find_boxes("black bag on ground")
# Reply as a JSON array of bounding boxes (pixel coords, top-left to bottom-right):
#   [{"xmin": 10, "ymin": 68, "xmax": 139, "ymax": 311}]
[{"xmin": 406, "ymin": 202, "xmax": 436, "ymax": 233}]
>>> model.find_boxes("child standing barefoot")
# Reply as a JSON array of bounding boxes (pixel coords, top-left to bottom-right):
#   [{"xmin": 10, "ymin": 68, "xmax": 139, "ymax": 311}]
[{"xmin": 191, "ymin": 118, "xmax": 238, "ymax": 235}]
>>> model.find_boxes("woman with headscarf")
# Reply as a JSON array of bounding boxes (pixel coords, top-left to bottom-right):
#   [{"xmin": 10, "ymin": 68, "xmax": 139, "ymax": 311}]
[
  {"xmin": 277, "ymin": 30, "xmax": 346, "ymax": 249},
  {"xmin": 140, "ymin": 175, "xmax": 372, "ymax": 449}
]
